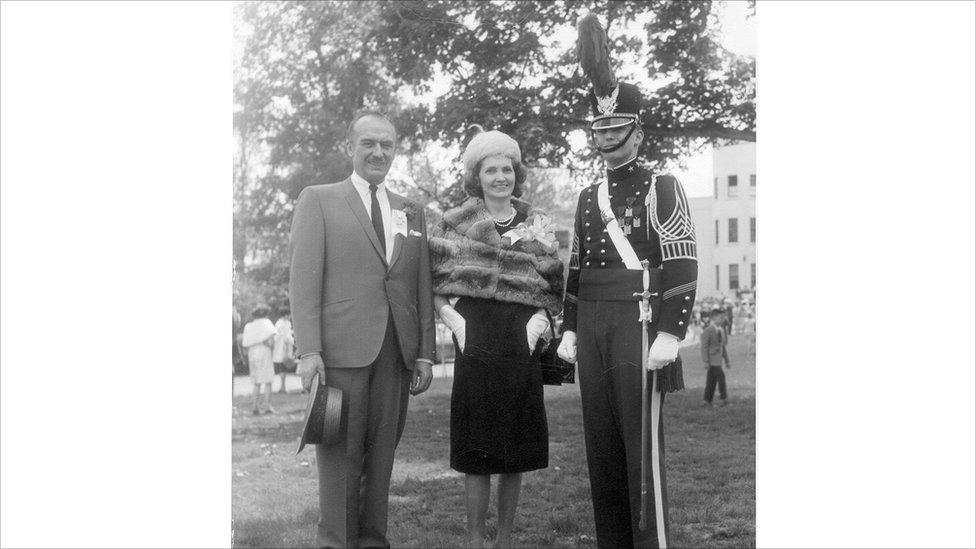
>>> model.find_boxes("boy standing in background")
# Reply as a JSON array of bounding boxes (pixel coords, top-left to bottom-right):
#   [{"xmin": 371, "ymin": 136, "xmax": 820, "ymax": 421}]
[{"xmin": 701, "ymin": 307, "xmax": 731, "ymax": 406}]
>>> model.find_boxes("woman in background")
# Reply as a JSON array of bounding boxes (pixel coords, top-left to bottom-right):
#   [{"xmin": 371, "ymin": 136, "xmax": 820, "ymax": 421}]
[
  {"xmin": 272, "ymin": 307, "xmax": 295, "ymax": 394},
  {"xmin": 429, "ymin": 130, "xmax": 564, "ymax": 548},
  {"xmin": 242, "ymin": 305, "xmax": 276, "ymax": 414}
]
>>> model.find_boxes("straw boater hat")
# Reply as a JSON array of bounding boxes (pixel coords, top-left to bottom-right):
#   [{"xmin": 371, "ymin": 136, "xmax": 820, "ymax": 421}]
[{"xmin": 296, "ymin": 374, "xmax": 343, "ymax": 454}]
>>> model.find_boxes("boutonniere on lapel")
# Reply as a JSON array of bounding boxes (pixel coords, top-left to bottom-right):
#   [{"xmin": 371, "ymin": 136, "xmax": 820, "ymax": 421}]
[
  {"xmin": 502, "ymin": 213, "xmax": 557, "ymax": 251},
  {"xmin": 391, "ymin": 210, "xmax": 408, "ymax": 238},
  {"xmin": 392, "ymin": 202, "xmax": 419, "ymax": 237}
]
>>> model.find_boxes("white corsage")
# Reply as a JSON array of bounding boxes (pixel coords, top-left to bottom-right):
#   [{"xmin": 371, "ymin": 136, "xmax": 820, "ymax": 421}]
[{"xmin": 503, "ymin": 214, "xmax": 557, "ymax": 250}]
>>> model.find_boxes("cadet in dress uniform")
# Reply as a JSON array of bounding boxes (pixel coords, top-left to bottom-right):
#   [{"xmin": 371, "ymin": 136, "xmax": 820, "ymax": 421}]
[{"xmin": 556, "ymin": 78, "xmax": 699, "ymax": 548}]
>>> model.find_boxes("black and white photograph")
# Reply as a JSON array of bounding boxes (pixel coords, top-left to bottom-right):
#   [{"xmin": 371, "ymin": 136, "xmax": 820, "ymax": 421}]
[
  {"xmin": 231, "ymin": 2, "xmax": 754, "ymax": 547},
  {"xmin": 1, "ymin": 2, "xmax": 974, "ymax": 548}
]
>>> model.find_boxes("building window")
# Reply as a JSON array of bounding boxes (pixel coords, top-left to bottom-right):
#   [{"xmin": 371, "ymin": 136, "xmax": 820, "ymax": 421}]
[
  {"xmin": 749, "ymin": 174, "xmax": 756, "ymax": 196},
  {"xmin": 751, "ymin": 263, "xmax": 756, "ymax": 288},
  {"xmin": 750, "ymin": 217, "xmax": 756, "ymax": 243},
  {"xmin": 715, "ymin": 265, "xmax": 720, "ymax": 291},
  {"xmin": 729, "ymin": 264, "xmax": 739, "ymax": 290},
  {"xmin": 715, "ymin": 219, "xmax": 719, "ymax": 245},
  {"xmin": 713, "ymin": 177, "xmax": 718, "ymax": 199},
  {"xmin": 728, "ymin": 218, "xmax": 738, "ymax": 243},
  {"xmin": 728, "ymin": 175, "xmax": 738, "ymax": 197}
]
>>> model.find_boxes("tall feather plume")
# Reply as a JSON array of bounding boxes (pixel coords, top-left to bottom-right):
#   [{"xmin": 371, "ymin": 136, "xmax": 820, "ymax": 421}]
[{"xmin": 576, "ymin": 13, "xmax": 615, "ymax": 97}]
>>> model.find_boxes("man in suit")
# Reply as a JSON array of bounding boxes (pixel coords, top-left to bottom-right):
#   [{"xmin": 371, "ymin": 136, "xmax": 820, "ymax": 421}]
[
  {"xmin": 289, "ymin": 110, "xmax": 435, "ymax": 548},
  {"xmin": 700, "ymin": 307, "xmax": 731, "ymax": 406}
]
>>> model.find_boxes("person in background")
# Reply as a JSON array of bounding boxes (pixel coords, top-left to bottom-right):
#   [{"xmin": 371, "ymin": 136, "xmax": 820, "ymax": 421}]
[
  {"xmin": 233, "ymin": 306, "xmax": 245, "ymax": 378},
  {"xmin": 430, "ymin": 129, "xmax": 564, "ymax": 549},
  {"xmin": 700, "ymin": 307, "xmax": 731, "ymax": 406},
  {"xmin": 273, "ymin": 307, "xmax": 295, "ymax": 393},
  {"xmin": 724, "ymin": 302, "xmax": 734, "ymax": 335},
  {"xmin": 242, "ymin": 304, "xmax": 277, "ymax": 414}
]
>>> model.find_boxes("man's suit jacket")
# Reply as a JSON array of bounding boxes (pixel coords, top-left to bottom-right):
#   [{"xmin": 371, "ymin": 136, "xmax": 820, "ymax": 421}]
[
  {"xmin": 289, "ymin": 178, "xmax": 436, "ymax": 370},
  {"xmin": 700, "ymin": 324, "xmax": 728, "ymax": 367}
]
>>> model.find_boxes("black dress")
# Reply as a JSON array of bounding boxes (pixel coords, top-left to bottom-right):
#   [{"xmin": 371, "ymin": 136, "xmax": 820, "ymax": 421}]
[{"xmin": 449, "ymin": 212, "xmax": 549, "ymax": 475}]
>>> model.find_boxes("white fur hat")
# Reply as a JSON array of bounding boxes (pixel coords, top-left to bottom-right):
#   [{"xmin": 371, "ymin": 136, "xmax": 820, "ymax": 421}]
[{"xmin": 461, "ymin": 130, "xmax": 521, "ymax": 175}]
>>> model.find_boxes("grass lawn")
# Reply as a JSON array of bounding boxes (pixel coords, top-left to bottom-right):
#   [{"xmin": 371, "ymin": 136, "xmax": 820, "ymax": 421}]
[{"xmin": 232, "ymin": 334, "xmax": 755, "ymax": 548}]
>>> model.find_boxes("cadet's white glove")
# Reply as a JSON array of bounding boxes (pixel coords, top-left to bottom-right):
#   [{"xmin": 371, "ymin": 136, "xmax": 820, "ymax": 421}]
[
  {"xmin": 557, "ymin": 330, "xmax": 577, "ymax": 364},
  {"xmin": 648, "ymin": 332, "xmax": 679, "ymax": 370},
  {"xmin": 526, "ymin": 311, "xmax": 550, "ymax": 352},
  {"xmin": 439, "ymin": 304, "xmax": 466, "ymax": 353}
]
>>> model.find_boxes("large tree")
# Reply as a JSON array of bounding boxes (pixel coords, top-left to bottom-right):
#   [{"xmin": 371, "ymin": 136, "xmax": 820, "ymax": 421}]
[{"xmin": 233, "ymin": 0, "xmax": 755, "ymax": 304}]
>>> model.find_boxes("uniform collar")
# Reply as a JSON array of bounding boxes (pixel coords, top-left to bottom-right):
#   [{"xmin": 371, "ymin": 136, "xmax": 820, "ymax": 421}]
[{"xmin": 606, "ymin": 156, "xmax": 640, "ymax": 182}]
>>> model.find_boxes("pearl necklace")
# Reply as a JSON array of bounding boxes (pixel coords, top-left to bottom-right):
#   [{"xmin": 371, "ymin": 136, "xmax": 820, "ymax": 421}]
[{"xmin": 490, "ymin": 208, "xmax": 517, "ymax": 226}]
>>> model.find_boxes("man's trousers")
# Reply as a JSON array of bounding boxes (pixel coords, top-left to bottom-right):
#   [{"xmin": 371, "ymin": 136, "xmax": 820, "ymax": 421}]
[
  {"xmin": 315, "ymin": 318, "xmax": 411, "ymax": 549},
  {"xmin": 576, "ymin": 298, "xmax": 674, "ymax": 549},
  {"xmin": 704, "ymin": 366, "xmax": 727, "ymax": 403}
]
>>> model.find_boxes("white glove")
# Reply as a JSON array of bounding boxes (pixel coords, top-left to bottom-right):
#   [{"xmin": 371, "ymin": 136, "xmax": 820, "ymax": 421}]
[
  {"xmin": 439, "ymin": 304, "xmax": 466, "ymax": 352},
  {"xmin": 648, "ymin": 332, "xmax": 679, "ymax": 370},
  {"xmin": 526, "ymin": 311, "xmax": 550, "ymax": 352},
  {"xmin": 556, "ymin": 330, "xmax": 577, "ymax": 364}
]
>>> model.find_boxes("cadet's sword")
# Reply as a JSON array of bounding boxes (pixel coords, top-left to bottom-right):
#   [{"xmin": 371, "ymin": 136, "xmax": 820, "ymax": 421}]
[{"xmin": 635, "ymin": 259, "xmax": 667, "ymax": 548}]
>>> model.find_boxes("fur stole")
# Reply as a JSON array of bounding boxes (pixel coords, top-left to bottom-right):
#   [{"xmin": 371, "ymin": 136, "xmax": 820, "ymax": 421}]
[{"xmin": 429, "ymin": 197, "xmax": 564, "ymax": 315}]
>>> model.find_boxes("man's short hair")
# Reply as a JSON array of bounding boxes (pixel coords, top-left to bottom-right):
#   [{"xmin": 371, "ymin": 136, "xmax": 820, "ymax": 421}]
[
  {"xmin": 346, "ymin": 110, "xmax": 397, "ymax": 142},
  {"xmin": 709, "ymin": 307, "xmax": 725, "ymax": 317}
]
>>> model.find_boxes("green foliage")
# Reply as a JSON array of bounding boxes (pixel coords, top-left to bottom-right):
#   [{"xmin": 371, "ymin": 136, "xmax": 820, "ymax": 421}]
[{"xmin": 233, "ymin": 0, "xmax": 755, "ymax": 307}]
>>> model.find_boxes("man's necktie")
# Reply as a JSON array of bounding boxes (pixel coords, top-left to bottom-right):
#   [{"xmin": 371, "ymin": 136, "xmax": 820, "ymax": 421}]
[{"xmin": 369, "ymin": 183, "xmax": 386, "ymax": 254}]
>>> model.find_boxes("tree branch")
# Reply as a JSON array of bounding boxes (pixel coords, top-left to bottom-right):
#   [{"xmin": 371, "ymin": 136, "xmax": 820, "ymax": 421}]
[
  {"xmin": 643, "ymin": 125, "xmax": 755, "ymax": 142},
  {"xmin": 562, "ymin": 117, "xmax": 755, "ymax": 142}
]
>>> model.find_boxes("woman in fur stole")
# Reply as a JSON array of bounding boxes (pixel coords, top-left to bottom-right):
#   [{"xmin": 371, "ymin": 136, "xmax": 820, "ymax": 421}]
[{"xmin": 429, "ymin": 130, "xmax": 564, "ymax": 548}]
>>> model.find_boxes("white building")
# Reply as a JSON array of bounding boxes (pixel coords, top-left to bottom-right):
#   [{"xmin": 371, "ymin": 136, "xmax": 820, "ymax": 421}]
[{"xmin": 689, "ymin": 142, "xmax": 756, "ymax": 297}]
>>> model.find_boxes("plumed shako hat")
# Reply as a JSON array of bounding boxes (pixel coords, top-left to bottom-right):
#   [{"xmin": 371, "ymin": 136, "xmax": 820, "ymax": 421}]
[{"xmin": 577, "ymin": 14, "xmax": 643, "ymax": 151}]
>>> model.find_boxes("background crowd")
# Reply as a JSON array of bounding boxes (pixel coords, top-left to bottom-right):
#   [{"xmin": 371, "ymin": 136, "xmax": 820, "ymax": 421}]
[
  {"xmin": 686, "ymin": 292, "xmax": 757, "ymax": 345},
  {"xmin": 233, "ymin": 291, "xmax": 758, "ymax": 387}
]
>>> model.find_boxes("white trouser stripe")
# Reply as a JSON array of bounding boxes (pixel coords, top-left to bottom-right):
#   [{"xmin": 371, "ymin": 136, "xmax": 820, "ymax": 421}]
[{"xmin": 651, "ymin": 371, "xmax": 667, "ymax": 548}]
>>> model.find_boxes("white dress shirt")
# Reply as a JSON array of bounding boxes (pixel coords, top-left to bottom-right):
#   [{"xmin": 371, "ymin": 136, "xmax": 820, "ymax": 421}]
[
  {"xmin": 350, "ymin": 171, "xmax": 394, "ymax": 263},
  {"xmin": 348, "ymin": 172, "xmax": 434, "ymax": 368}
]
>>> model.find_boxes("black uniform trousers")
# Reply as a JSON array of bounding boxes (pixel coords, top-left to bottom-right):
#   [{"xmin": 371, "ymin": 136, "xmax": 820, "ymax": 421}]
[
  {"xmin": 577, "ymin": 298, "xmax": 672, "ymax": 549},
  {"xmin": 704, "ymin": 366, "xmax": 727, "ymax": 402}
]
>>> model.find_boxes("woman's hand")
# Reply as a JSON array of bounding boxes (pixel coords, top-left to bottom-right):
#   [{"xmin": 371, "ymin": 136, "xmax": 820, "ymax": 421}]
[
  {"xmin": 438, "ymin": 304, "xmax": 466, "ymax": 352},
  {"xmin": 557, "ymin": 331, "xmax": 577, "ymax": 363},
  {"xmin": 525, "ymin": 311, "xmax": 550, "ymax": 352}
]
